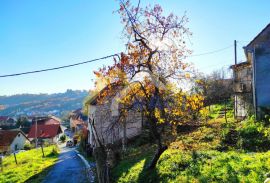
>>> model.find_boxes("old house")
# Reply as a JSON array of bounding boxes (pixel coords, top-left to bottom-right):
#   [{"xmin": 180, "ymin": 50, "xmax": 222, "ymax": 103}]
[
  {"xmin": 69, "ymin": 108, "xmax": 88, "ymax": 134},
  {"xmin": 0, "ymin": 130, "xmax": 30, "ymax": 154},
  {"xmin": 231, "ymin": 62, "xmax": 253, "ymax": 119},
  {"xmin": 86, "ymin": 84, "xmax": 143, "ymax": 147},
  {"xmin": 0, "ymin": 116, "xmax": 16, "ymax": 128},
  {"xmin": 231, "ymin": 23, "xmax": 270, "ymax": 119},
  {"xmin": 27, "ymin": 116, "xmax": 63, "ymax": 143}
]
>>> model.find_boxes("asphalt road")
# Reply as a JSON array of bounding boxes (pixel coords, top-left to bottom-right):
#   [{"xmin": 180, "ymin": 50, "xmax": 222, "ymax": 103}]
[{"xmin": 42, "ymin": 147, "xmax": 90, "ymax": 183}]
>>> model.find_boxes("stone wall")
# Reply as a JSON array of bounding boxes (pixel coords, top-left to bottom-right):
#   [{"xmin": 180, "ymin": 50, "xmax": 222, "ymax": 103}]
[
  {"xmin": 234, "ymin": 64, "xmax": 253, "ymax": 119},
  {"xmin": 91, "ymin": 100, "xmax": 142, "ymax": 146}
]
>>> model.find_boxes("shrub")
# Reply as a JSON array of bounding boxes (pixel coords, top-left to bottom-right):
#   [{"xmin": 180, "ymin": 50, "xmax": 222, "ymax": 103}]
[
  {"xmin": 221, "ymin": 123, "xmax": 238, "ymax": 144},
  {"xmin": 24, "ymin": 142, "xmax": 32, "ymax": 150},
  {"xmin": 47, "ymin": 146, "xmax": 59, "ymax": 157},
  {"xmin": 60, "ymin": 134, "xmax": 67, "ymax": 143},
  {"xmin": 202, "ymin": 133, "xmax": 215, "ymax": 142},
  {"xmin": 237, "ymin": 117, "xmax": 270, "ymax": 151}
]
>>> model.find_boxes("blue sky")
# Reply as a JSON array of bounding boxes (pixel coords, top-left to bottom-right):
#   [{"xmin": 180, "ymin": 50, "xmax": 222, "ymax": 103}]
[{"xmin": 0, "ymin": 0, "xmax": 269, "ymax": 95}]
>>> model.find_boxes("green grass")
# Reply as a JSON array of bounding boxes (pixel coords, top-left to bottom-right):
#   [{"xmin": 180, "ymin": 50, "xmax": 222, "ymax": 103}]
[
  {"xmin": 157, "ymin": 150, "xmax": 270, "ymax": 183},
  {"xmin": 0, "ymin": 146, "xmax": 59, "ymax": 183},
  {"xmin": 112, "ymin": 101, "xmax": 270, "ymax": 182},
  {"xmin": 112, "ymin": 145, "xmax": 155, "ymax": 183},
  {"xmin": 112, "ymin": 147, "xmax": 270, "ymax": 183},
  {"xmin": 208, "ymin": 102, "xmax": 234, "ymax": 119},
  {"xmin": 112, "ymin": 102, "xmax": 270, "ymax": 183}
]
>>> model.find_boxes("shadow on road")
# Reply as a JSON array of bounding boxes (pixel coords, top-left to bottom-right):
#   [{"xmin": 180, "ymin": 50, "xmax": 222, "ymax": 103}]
[{"xmin": 25, "ymin": 164, "xmax": 55, "ymax": 183}]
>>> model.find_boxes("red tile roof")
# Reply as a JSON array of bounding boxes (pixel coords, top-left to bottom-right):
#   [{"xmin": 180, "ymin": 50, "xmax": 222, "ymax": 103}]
[
  {"xmin": 0, "ymin": 116, "xmax": 9, "ymax": 121},
  {"xmin": 31, "ymin": 117, "xmax": 60, "ymax": 125},
  {"xmin": 0, "ymin": 130, "xmax": 28, "ymax": 146},
  {"xmin": 28, "ymin": 124, "xmax": 62, "ymax": 139}
]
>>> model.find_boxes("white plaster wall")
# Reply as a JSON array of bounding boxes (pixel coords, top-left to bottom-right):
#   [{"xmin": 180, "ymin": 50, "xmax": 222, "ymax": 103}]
[{"xmin": 10, "ymin": 132, "xmax": 29, "ymax": 152}]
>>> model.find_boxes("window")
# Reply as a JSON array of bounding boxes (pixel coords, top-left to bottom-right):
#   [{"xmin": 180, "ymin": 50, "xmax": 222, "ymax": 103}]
[{"xmin": 17, "ymin": 133, "xmax": 21, "ymax": 137}]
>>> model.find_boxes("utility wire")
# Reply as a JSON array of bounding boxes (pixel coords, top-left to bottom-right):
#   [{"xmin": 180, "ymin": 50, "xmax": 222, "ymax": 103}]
[
  {"xmin": 0, "ymin": 53, "xmax": 120, "ymax": 78},
  {"xmin": 0, "ymin": 44, "xmax": 234, "ymax": 78},
  {"xmin": 189, "ymin": 44, "xmax": 233, "ymax": 57}
]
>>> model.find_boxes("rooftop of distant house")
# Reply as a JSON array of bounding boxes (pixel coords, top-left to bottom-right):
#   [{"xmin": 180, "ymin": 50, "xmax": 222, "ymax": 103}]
[
  {"xmin": 28, "ymin": 117, "xmax": 62, "ymax": 139},
  {"xmin": 0, "ymin": 116, "xmax": 9, "ymax": 121},
  {"xmin": 70, "ymin": 108, "xmax": 88, "ymax": 121},
  {"xmin": 31, "ymin": 116, "xmax": 61, "ymax": 125}
]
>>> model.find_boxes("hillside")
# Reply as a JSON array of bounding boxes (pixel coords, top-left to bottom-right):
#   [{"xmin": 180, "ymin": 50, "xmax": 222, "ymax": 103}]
[
  {"xmin": 111, "ymin": 104, "xmax": 270, "ymax": 182},
  {"xmin": 0, "ymin": 90, "xmax": 88, "ymax": 118}
]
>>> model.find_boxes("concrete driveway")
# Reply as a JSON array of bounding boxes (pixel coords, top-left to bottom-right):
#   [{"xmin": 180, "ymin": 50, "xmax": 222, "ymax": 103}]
[{"xmin": 42, "ymin": 146, "xmax": 91, "ymax": 183}]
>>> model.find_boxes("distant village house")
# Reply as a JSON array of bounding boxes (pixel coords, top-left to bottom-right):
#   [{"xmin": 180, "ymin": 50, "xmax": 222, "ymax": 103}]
[
  {"xmin": 28, "ymin": 116, "xmax": 63, "ymax": 144},
  {"xmin": 69, "ymin": 108, "xmax": 88, "ymax": 134},
  {"xmin": 0, "ymin": 116, "xmax": 16, "ymax": 127},
  {"xmin": 0, "ymin": 130, "xmax": 30, "ymax": 154}
]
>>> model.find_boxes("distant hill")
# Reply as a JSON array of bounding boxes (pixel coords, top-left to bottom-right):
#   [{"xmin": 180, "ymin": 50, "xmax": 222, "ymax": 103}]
[{"xmin": 0, "ymin": 90, "xmax": 89, "ymax": 118}]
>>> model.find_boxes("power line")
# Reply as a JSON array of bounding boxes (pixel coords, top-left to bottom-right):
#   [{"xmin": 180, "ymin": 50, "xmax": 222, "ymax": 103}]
[
  {"xmin": 189, "ymin": 44, "xmax": 233, "ymax": 57},
  {"xmin": 0, "ymin": 44, "xmax": 234, "ymax": 78},
  {"xmin": 0, "ymin": 53, "xmax": 120, "ymax": 78}
]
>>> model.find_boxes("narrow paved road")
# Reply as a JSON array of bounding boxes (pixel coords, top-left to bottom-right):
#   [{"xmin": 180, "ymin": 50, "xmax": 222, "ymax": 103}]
[{"xmin": 42, "ymin": 147, "xmax": 90, "ymax": 183}]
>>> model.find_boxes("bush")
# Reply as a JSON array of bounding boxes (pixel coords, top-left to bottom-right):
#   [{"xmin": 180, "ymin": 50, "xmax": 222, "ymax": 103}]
[
  {"xmin": 24, "ymin": 142, "xmax": 32, "ymax": 150},
  {"xmin": 43, "ymin": 141, "xmax": 51, "ymax": 147},
  {"xmin": 47, "ymin": 146, "xmax": 59, "ymax": 157},
  {"xmin": 237, "ymin": 117, "xmax": 270, "ymax": 151},
  {"xmin": 202, "ymin": 133, "xmax": 215, "ymax": 142},
  {"xmin": 60, "ymin": 134, "xmax": 67, "ymax": 143},
  {"xmin": 219, "ymin": 123, "xmax": 238, "ymax": 150}
]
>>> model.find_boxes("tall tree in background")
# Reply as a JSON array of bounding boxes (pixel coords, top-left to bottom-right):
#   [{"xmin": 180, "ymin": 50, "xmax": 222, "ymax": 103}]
[
  {"xmin": 93, "ymin": 0, "xmax": 203, "ymax": 170},
  {"xmin": 195, "ymin": 68, "xmax": 233, "ymax": 106}
]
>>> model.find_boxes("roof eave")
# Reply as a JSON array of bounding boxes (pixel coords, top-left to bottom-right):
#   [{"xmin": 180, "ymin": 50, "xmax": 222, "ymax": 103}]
[{"xmin": 246, "ymin": 23, "xmax": 270, "ymax": 49}]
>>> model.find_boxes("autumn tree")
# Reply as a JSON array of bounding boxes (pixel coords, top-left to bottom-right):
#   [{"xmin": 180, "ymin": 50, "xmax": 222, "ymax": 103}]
[
  {"xmin": 195, "ymin": 68, "xmax": 233, "ymax": 106},
  {"xmin": 92, "ymin": 0, "xmax": 204, "ymax": 171}
]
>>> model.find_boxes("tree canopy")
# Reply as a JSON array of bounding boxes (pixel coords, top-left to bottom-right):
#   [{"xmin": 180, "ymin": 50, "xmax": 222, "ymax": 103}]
[{"xmin": 92, "ymin": 0, "xmax": 204, "ymax": 170}]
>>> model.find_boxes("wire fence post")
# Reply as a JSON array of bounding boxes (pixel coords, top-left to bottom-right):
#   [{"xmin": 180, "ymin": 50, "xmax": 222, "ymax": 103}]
[
  {"xmin": 0, "ymin": 155, "xmax": 3, "ymax": 172},
  {"xmin": 41, "ymin": 143, "xmax": 45, "ymax": 157},
  {"xmin": 13, "ymin": 153, "xmax": 17, "ymax": 165}
]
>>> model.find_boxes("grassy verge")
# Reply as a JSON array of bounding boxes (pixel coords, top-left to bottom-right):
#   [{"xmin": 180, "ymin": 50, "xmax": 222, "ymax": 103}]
[
  {"xmin": 112, "ymin": 102, "xmax": 270, "ymax": 182},
  {"xmin": 0, "ymin": 146, "xmax": 59, "ymax": 183},
  {"xmin": 112, "ymin": 145, "xmax": 155, "ymax": 183},
  {"xmin": 112, "ymin": 146, "xmax": 270, "ymax": 183}
]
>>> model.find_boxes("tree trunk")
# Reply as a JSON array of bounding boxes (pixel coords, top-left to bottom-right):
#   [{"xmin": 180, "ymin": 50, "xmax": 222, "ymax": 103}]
[
  {"xmin": 147, "ymin": 145, "xmax": 168, "ymax": 170},
  {"xmin": 145, "ymin": 87, "xmax": 168, "ymax": 169},
  {"xmin": 122, "ymin": 117, "xmax": 127, "ymax": 151},
  {"xmin": 148, "ymin": 124, "xmax": 167, "ymax": 170},
  {"xmin": 90, "ymin": 117, "xmax": 110, "ymax": 183},
  {"xmin": 93, "ymin": 147, "xmax": 110, "ymax": 183}
]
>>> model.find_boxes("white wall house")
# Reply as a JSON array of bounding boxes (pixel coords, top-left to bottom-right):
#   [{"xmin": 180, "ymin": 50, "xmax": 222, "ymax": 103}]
[
  {"xmin": 10, "ymin": 132, "xmax": 28, "ymax": 151},
  {"xmin": 0, "ymin": 130, "xmax": 30, "ymax": 154}
]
